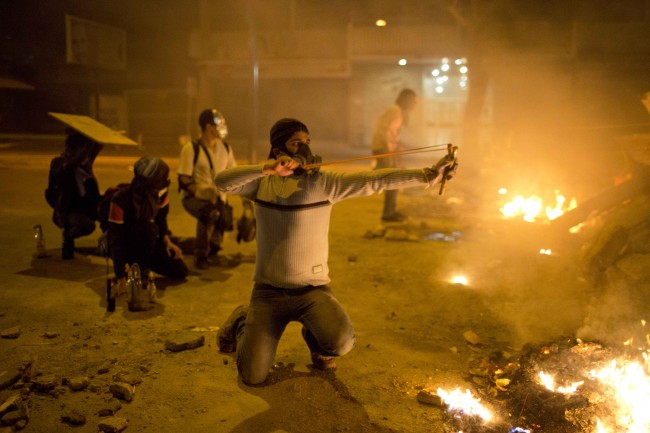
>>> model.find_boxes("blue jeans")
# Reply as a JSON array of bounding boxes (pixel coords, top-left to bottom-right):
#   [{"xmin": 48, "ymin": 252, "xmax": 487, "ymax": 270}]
[{"xmin": 236, "ymin": 283, "xmax": 355, "ymax": 385}]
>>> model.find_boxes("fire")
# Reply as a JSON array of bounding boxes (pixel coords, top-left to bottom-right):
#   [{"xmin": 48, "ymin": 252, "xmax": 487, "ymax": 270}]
[
  {"xmin": 436, "ymin": 387, "xmax": 493, "ymax": 422},
  {"xmin": 589, "ymin": 356, "xmax": 650, "ymax": 433},
  {"xmin": 537, "ymin": 371, "xmax": 584, "ymax": 394},
  {"xmin": 499, "ymin": 189, "xmax": 577, "ymax": 222}
]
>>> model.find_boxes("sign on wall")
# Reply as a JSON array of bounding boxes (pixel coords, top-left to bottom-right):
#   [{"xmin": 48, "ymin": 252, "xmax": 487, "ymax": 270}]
[{"xmin": 65, "ymin": 14, "xmax": 127, "ymax": 70}]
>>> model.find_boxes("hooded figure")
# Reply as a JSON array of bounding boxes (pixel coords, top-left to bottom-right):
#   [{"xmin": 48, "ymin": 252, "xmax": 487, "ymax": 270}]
[
  {"xmin": 107, "ymin": 156, "xmax": 187, "ymax": 285},
  {"xmin": 268, "ymin": 118, "xmax": 321, "ymax": 174},
  {"xmin": 45, "ymin": 130, "xmax": 102, "ymax": 259}
]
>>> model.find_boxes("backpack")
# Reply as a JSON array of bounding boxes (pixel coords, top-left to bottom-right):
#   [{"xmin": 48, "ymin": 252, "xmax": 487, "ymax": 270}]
[
  {"xmin": 97, "ymin": 183, "xmax": 130, "ymax": 233},
  {"xmin": 179, "ymin": 140, "xmax": 231, "ymax": 192}
]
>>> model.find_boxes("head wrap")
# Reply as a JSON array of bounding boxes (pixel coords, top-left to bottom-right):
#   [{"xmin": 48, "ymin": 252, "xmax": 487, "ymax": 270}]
[
  {"xmin": 131, "ymin": 156, "xmax": 170, "ymax": 220},
  {"xmin": 268, "ymin": 118, "xmax": 309, "ymax": 159}
]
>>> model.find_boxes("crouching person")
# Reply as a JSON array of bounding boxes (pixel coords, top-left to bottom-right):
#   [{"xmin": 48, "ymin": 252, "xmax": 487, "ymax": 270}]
[
  {"xmin": 45, "ymin": 131, "xmax": 102, "ymax": 259},
  {"xmin": 107, "ymin": 156, "xmax": 188, "ymax": 296}
]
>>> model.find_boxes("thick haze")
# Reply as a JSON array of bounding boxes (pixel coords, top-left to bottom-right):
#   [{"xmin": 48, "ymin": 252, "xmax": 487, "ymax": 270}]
[{"xmin": 2, "ymin": 0, "xmax": 649, "ymax": 348}]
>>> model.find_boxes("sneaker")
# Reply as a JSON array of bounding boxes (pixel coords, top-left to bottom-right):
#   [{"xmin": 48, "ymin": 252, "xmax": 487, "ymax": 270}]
[
  {"xmin": 194, "ymin": 256, "xmax": 209, "ymax": 270},
  {"xmin": 301, "ymin": 327, "xmax": 337, "ymax": 370},
  {"xmin": 217, "ymin": 305, "xmax": 248, "ymax": 353}
]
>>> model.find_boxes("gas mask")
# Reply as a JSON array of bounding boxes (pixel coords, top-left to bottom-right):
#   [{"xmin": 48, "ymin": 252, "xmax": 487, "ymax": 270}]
[
  {"xmin": 282, "ymin": 143, "xmax": 321, "ymax": 175},
  {"xmin": 211, "ymin": 110, "xmax": 228, "ymax": 140}
]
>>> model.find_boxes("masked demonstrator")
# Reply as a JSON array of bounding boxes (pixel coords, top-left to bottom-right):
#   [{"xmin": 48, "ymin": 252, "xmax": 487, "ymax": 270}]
[
  {"xmin": 45, "ymin": 131, "xmax": 102, "ymax": 259},
  {"xmin": 214, "ymin": 118, "xmax": 458, "ymax": 386},
  {"xmin": 177, "ymin": 108, "xmax": 237, "ymax": 270},
  {"xmin": 107, "ymin": 156, "xmax": 188, "ymax": 291}
]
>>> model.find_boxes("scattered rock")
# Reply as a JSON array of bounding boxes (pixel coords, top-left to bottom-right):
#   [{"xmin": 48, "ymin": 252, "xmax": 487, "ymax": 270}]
[
  {"xmin": 463, "ymin": 330, "xmax": 481, "ymax": 345},
  {"xmin": 97, "ymin": 401, "xmax": 122, "ymax": 417},
  {"xmin": 65, "ymin": 376, "xmax": 89, "ymax": 391},
  {"xmin": 113, "ymin": 371, "xmax": 142, "ymax": 386},
  {"xmin": 1, "ymin": 409, "xmax": 24, "ymax": 426},
  {"xmin": 164, "ymin": 333, "xmax": 205, "ymax": 352},
  {"xmin": 0, "ymin": 395, "xmax": 21, "ymax": 417},
  {"xmin": 109, "ymin": 383, "xmax": 134, "ymax": 402},
  {"xmin": 449, "ymin": 346, "xmax": 459, "ymax": 354},
  {"xmin": 0, "ymin": 327, "xmax": 20, "ymax": 339},
  {"xmin": 98, "ymin": 416, "xmax": 128, "ymax": 433},
  {"xmin": 0, "ymin": 370, "xmax": 21, "ymax": 391},
  {"xmin": 61, "ymin": 409, "xmax": 86, "ymax": 425},
  {"xmin": 42, "ymin": 332, "xmax": 59, "ymax": 339},
  {"xmin": 416, "ymin": 390, "xmax": 444, "ymax": 407},
  {"xmin": 31, "ymin": 374, "xmax": 59, "ymax": 392}
]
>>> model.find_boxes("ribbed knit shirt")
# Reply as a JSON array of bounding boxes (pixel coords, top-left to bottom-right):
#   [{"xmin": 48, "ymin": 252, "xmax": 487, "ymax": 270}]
[{"xmin": 215, "ymin": 165, "xmax": 429, "ymax": 289}]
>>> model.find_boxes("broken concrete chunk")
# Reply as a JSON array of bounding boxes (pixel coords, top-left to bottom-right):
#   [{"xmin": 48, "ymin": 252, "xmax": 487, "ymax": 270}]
[
  {"xmin": 98, "ymin": 416, "xmax": 128, "ymax": 433},
  {"xmin": 0, "ymin": 395, "xmax": 21, "ymax": 417},
  {"xmin": 0, "ymin": 327, "xmax": 20, "ymax": 339},
  {"xmin": 42, "ymin": 332, "xmax": 59, "ymax": 339},
  {"xmin": 65, "ymin": 376, "xmax": 89, "ymax": 391},
  {"xmin": 97, "ymin": 401, "xmax": 122, "ymax": 417},
  {"xmin": 31, "ymin": 374, "xmax": 59, "ymax": 392},
  {"xmin": 109, "ymin": 383, "xmax": 134, "ymax": 402},
  {"xmin": 0, "ymin": 371, "xmax": 21, "ymax": 391},
  {"xmin": 1, "ymin": 409, "xmax": 24, "ymax": 426},
  {"xmin": 164, "ymin": 333, "xmax": 205, "ymax": 352},
  {"xmin": 416, "ymin": 390, "xmax": 444, "ymax": 407},
  {"xmin": 463, "ymin": 330, "xmax": 481, "ymax": 345},
  {"xmin": 61, "ymin": 409, "xmax": 86, "ymax": 425},
  {"xmin": 113, "ymin": 371, "xmax": 142, "ymax": 386}
]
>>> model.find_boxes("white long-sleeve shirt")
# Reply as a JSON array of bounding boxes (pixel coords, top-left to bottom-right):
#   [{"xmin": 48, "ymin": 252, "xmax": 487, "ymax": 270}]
[{"xmin": 215, "ymin": 165, "xmax": 429, "ymax": 289}]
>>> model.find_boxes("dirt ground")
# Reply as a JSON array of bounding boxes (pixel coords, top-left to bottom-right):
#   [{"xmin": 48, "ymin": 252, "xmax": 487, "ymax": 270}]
[{"xmin": 0, "ymin": 140, "xmax": 604, "ymax": 433}]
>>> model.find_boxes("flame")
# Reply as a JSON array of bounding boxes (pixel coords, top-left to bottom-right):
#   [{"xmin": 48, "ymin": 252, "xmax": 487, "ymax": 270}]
[
  {"xmin": 450, "ymin": 275, "xmax": 469, "ymax": 285},
  {"xmin": 538, "ymin": 371, "xmax": 584, "ymax": 394},
  {"xmin": 589, "ymin": 356, "xmax": 650, "ymax": 433},
  {"xmin": 499, "ymin": 189, "xmax": 577, "ymax": 222},
  {"xmin": 436, "ymin": 387, "xmax": 493, "ymax": 422}
]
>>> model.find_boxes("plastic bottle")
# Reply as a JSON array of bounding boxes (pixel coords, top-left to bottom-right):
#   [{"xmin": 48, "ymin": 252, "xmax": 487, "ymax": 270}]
[
  {"xmin": 147, "ymin": 271, "xmax": 157, "ymax": 303},
  {"xmin": 33, "ymin": 224, "xmax": 48, "ymax": 258}
]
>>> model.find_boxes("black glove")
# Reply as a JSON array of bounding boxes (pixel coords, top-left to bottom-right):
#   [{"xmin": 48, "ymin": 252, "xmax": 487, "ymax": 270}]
[{"xmin": 424, "ymin": 154, "xmax": 459, "ymax": 186}]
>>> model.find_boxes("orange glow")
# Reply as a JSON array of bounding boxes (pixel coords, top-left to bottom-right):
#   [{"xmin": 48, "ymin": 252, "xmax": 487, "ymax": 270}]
[
  {"xmin": 450, "ymin": 275, "xmax": 468, "ymax": 285},
  {"xmin": 500, "ymin": 189, "xmax": 577, "ymax": 222},
  {"xmin": 537, "ymin": 371, "xmax": 584, "ymax": 394},
  {"xmin": 436, "ymin": 387, "xmax": 493, "ymax": 422}
]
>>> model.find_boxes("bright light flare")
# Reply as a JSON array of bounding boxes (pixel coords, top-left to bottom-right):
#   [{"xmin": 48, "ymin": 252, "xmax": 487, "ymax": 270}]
[
  {"xmin": 450, "ymin": 275, "xmax": 469, "ymax": 285},
  {"xmin": 538, "ymin": 371, "xmax": 584, "ymax": 394},
  {"xmin": 539, "ymin": 248, "xmax": 552, "ymax": 255},
  {"xmin": 398, "ymin": 58, "xmax": 407, "ymax": 66},
  {"xmin": 375, "ymin": 19, "xmax": 387, "ymax": 27},
  {"xmin": 589, "ymin": 357, "xmax": 650, "ymax": 432},
  {"xmin": 436, "ymin": 387, "xmax": 493, "ymax": 422},
  {"xmin": 500, "ymin": 190, "xmax": 577, "ymax": 222}
]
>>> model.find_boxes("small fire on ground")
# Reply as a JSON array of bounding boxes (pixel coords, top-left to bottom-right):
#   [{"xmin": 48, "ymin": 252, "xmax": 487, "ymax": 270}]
[
  {"xmin": 419, "ymin": 321, "xmax": 649, "ymax": 433},
  {"xmin": 498, "ymin": 188, "xmax": 577, "ymax": 223}
]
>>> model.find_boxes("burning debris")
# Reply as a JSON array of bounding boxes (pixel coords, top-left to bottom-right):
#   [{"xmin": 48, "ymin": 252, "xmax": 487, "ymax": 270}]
[
  {"xmin": 499, "ymin": 189, "xmax": 577, "ymax": 223},
  {"xmin": 419, "ymin": 333, "xmax": 649, "ymax": 433}
]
